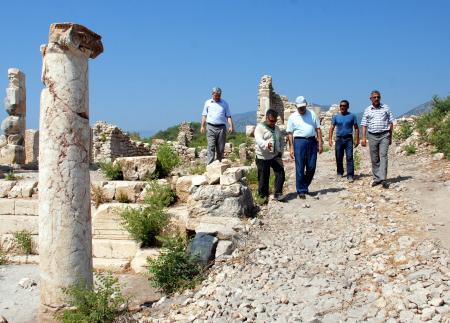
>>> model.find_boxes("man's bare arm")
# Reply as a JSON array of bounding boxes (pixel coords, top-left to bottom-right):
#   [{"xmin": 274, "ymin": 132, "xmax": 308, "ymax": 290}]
[{"xmin": 200, "ymin": 115, "xmax": 207, "ymax": 134}]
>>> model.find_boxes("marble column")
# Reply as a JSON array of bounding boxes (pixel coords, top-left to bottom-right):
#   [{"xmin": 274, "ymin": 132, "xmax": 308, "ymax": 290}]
[{"xmin": 38, "ymin": 23, "xmax": 103, "ymax": 319}]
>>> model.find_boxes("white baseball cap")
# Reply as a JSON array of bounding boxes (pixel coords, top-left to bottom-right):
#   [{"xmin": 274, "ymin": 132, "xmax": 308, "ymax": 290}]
[{"xmin": 295, "ymin": 96, "xmax": 307, "ymax": 108}]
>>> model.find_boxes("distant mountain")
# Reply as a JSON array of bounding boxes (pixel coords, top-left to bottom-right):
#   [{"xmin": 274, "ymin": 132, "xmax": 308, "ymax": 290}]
[
  {"xmin": 399, "ymin": 100, "xmax": 433, "ymax": 117},
  {"xmin": 233, "ymin": 111, "xmax": 256, "ymax": 132}
]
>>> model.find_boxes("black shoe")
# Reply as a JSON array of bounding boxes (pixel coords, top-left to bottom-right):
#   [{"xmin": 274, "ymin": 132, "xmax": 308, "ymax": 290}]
[
  {"xmin": 298, "ymin": 193, "xmax": 306, "ymax": 199},
  {"xmin": 274, "ymin": 193, "xmax": 287, "ymax": 202},
  {"xmin": 382, "ymin": 181, "xmax": 389, "ymax": 189},
  {"xmin": 371, "ymin": 181, "xmax": 381, "ymax": 187}
]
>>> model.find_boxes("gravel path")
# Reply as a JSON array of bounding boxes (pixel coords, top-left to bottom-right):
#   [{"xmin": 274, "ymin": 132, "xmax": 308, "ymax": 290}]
[{"xmin": 139, "ymin": 148, "xmax": 450, "ymax": 322}]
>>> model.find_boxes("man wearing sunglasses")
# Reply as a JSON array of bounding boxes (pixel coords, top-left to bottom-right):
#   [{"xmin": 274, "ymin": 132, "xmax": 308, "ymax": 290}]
[
  {"xmin": 361, "ymin": 90, "xmax": 395, "ymax": 188},
  {"xmin": 328, "ymin": 100, "xmax": 359, "ymax": 183},
  {"xmin": 254, "ymin": 109, "xmax": 286, "ymax": 202}
]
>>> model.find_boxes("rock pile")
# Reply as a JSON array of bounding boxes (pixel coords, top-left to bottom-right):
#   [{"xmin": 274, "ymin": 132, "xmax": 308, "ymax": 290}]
[{"xmin": 177, "ymin": 122, "xmax": 194, "ymax": 147}]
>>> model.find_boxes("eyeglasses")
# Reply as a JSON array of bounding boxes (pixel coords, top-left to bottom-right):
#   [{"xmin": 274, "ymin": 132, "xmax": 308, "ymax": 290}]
[
  {"xmin": 339, "ymin": 105, "xmax": 348, "ymax": 107},
  {"xmin": 267, "ymin": 119, "xmax": 277, "ymax": 124},
  {"xmin": 371, "ymin": 96, "xmax": 380, "ymax": 99}
]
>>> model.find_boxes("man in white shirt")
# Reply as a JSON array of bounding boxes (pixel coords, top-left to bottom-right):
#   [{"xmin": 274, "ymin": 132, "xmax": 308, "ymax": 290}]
[
  {"xmin": 200, "ymin": 87, "xmax": 234, "ymax": 164},
  {"xmin": 287, "ymin": 96, "xmax": 323, "ymax": 199}
]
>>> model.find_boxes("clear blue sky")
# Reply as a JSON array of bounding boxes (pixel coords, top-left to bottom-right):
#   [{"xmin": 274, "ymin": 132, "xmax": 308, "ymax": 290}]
[{"xmin": 1, "ymin": 0, "xmax": 449, "ymax": 134}]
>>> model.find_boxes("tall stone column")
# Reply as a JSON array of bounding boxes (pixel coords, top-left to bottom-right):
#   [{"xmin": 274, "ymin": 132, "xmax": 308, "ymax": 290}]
[
  {"xmin": 38, "ymin": 23, "xmax": 103, "ymax": 319},
  {"xmin": 257, "ymin": 75, "xmax": 272, "ymax": 123},
  {"xmin": 0, "ymin": 68, "xmax": 26, "ymax": 164}
]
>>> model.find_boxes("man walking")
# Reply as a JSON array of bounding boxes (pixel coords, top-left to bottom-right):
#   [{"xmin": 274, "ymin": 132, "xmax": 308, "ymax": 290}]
[
  {"xmin": 361, "ymin": 90, "xmax": 395, "ymax": 188},
  {"xmin": 200, "ymin": 87, "xmax": 233, "ymax": 164},
  {"xmin": 287, "ymin": 96, "xmax": 323, "ymax": 199},
  {"xmin": 328, "ymin": 99, "xmax": 359, "ymax": 182},
  {"xmin": 254, "ymin": 109, "xmax": 285, "ymax": 202}
]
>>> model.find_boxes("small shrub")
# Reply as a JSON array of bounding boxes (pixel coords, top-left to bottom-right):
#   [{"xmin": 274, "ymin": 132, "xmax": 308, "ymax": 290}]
[
  {"xmin": 393, "ymin": 122, "xmax": 414, "ymax": 141},
  {"xmin": 13, "ymin": 230, "xmax": 33, "ymax": 255},
  {"xmin": 404, "ymin": 144, "xmax": 417, "ymax": 155},
  {"xmin": 354, "ymin": 150, "xmax": 361, "ymax": 172},
  {"xmin": 245, "ymin": 168, "xmax": 258, "ymax": 188},
  {"xmin": 144, "ymin": 180, "xmax": 176, "ymax": 208},
  {"xmin": 98, "ymin": 161, "xmax": 123, "ymax": 180},
  {"xmin": 188, "ymin": 163, "xmax": 206, "ymax": 175},
  {"xmin": 116, "ymin": 191, "xmax": 130, "ymax": 203},
  {"xmin": 120, "ymin": 206, "xmax": 169, "ymax": 247},
  {"xmin": 148, "ymin": 235, "xmax": 202, "ymax": 295},
  {"xmin": 99, "ymin": 133, "xmax": 107, "ymax": 142},
  {"xmin": 5, "ymin": 171, "xmax": 19, "ymax": 181},
  {"xmin": 155, "ymin": 143, "xmax": 180, "ymax": 178},
  {"xmin": 91, "ymin": 185, "xmax": 106, "ymax": 208},
  {"xmin": 0, "ymin": 247, "xmax": 8, "ymax": 265},
  {"xmin": 58, "ymin": 272, "xmax": 127, "ymax": 323}
]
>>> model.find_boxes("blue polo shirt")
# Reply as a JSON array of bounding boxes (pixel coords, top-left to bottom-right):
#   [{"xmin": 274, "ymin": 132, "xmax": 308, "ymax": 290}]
[
  {"xmin": 332, "ymin": 112, "xmax": 357, "ymax": 137},
  {"xmin": 202, "ymin": 99, "xmax": 231, "ymax": 125}
]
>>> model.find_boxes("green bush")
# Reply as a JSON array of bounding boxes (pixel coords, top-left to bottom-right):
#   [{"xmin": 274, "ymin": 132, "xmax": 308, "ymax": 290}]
[
  {"xmin": 144, "ymin": 180, "xmax": 176, "ymax": 208},
  {"xmin": 416, "ymin": 96, "xmax": 450, "ymax": 158},
  {"xmin": 393, "ymin": 122, "xmax": 414, "ymax": 141},
  {"xmin": 120, "ymin": 206, "xmax": 169, "ymax": 247},
  {"xmin": 188, "ymin": 163, "xmax": 206, "ymax": 175},
  {"xmin": 13, "ymin": 230, "xmax": 33, "ymax": 255},
  {"xmin": 155, "ymin": 143, "xmax": 180, "ymax": 178},
  {"xmin": 148, "ymin": 235, "xmax": 202, "ymax": 295},
  {"xmin": 5, "ymin": 171, "xmax": 20, "ymax": 181},
  {"xmin": 404, "ymin": 145, "xmax": 417, "ymax": 155},
  {"xmin": 98, "ymin": 161, "xmax": 123, "ymax": 180},
  {"xmin": 0, "ymin": 247, "xmax": 8, "ymax": 265},
  {"xmin": 58, "ymin": 272, "xmax": 127, "ymax": 323}
]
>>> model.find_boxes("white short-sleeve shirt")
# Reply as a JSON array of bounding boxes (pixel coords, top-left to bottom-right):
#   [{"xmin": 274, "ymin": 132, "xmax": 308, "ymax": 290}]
[
  {"xmin": 202, "ymin": 99, "xmax": 231, "ymax": 125},
  {"xmin": 286, "ymin": 109, "xmax": 320, "ymax": 137}
]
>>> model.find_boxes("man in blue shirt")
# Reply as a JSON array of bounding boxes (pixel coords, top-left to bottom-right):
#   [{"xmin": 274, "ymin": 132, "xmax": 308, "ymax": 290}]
[
  {"xmin": 328, "ymin": 100, "xmax": 360, "ymax": 182},
  {"xmin": 200, "ymin": 87, "xmax": 234, "ymax": 164},
  {"xmin": 287, "ymin": 96, "xmax": 323, "ymax": 199}
]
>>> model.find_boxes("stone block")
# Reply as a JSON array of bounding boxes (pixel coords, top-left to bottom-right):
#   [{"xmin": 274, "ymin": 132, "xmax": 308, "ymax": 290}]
[
  {"xmin": 246, "ymin": 125, "xmax": 256, "ymax": 137},
  {"xmin": 224, "ymin": 142, "xmax": 233, "ymax": 154},
  {"xmin": 0, "ymin": 199, "xmax": 15, "ymax": 214},
  {"xmin": 0, "ymin": 144, "xmax": 24, "ymax": 164},
  {"xmin": 195, "ymin": 216, "xmax": 241, "ymax": 239},
  {"xmin": 0, "ymin": 214, "xmax": 38, "ymax": 234},
  {"xmin": 187, "ymin": 233, "xmax": 218, "ymax": 266},
  {"xmin": 114, "ymin": 181, "xmax": 145, "ymax": 202},
  {"xmin": 206, "ymin": 160, "xmax": 230, "ymax": 184},
  {"xmin": 101, "ymin": 182, "xmax": 116, "ymax": 201},
  {"xmin": 92, "ymin": 203, "xmax": 140, "ymax": 239},
  {"xmin": 176, "ymin": 175, "xmax": 196, "ymax": 202},
  {"xmin": 130, "ymin": 248, "xmax": 160, "ymax": 274},
  {"xmin": 114, "ymin": 156, "xmax": 157, "ymax": 181},
  {"xmin": 220, "ymin": 167, "xmax": 244, "ymax": 185},
  {"xmin": 92, "ymin": 239, "xmax": 139, "ymax": 259},
  {"xmin": 93, "ymin": 258, "xmax": 130, "ymax": 272},
  {"xmin": 215, "ymin": 240, "xmax": 234, "ymax": 258},
  {"xmin": 0, "ymin": 181, "xmax": 15, "ymax": 197},
  {"xmin": 14, "ymin": 199, "xmax": 39, "ymax": 215},
  {"xmin": 191, "ymin": 175, "xmax": 207, "ymax": 186},
  {"xmin": 8, "ymin": 180, "xmax": 37, "ymax": 198},
  {"xmin": 24, "ymin": 129, "xmax": 39, "ymax": 165}
]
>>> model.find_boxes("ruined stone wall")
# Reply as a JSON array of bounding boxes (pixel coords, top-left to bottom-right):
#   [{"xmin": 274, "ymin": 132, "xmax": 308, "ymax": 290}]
[{"xmin": 91, "ymin": 121, "xmax": 151, "ymax": 163}]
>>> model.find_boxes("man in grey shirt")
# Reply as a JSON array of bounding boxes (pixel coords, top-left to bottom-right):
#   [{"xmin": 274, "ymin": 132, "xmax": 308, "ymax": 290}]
[
  {"xmin": 361, "ymin": 90, "xmax": 395, "ymax": 188},
  {"xmin": 200, "ymin": 87, "xmax": 234, "ymax": 164}
]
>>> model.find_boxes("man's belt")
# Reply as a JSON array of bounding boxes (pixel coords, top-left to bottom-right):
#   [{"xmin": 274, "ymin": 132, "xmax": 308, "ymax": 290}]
[
  {"xmin": 294, "ymin": 136, "xmax": 315, "ymax": 139},
  {"xmin": 207, "ymin": 122, "xmax": 226, "ymax": 127},
  {"xmin": 368, "ymin": 130, "xmax": 389, "ymax": 135}
]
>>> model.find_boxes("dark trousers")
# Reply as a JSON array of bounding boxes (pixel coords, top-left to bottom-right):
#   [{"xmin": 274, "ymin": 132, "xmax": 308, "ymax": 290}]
[
  {"xmin": 335, "ymin": 136, "xmax": 354, "ymax": 178},
  {"xmin": 294, "ymin": 138, "xmax": 317, "ymax": 194},
  {"xmin": 256, "ymin": 157, "xmax": 285, "ymax": 198},
  {"xmin": 206, "ymin": 124, "xmax": 226, "ymax": 164}
]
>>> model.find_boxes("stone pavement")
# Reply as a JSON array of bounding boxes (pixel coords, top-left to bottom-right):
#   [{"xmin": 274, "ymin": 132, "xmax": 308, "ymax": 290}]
[{"xmin": 137, "ymin": 149, "xmax": 450, "ymax": 322}]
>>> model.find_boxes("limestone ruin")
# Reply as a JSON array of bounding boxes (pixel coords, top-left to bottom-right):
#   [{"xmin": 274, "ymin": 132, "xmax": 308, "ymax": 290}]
[
  {"xmin": 177, "ymin": 121, "xmax": 194, "ymax": 146},
  {"xmin": 0, "ymin": 68, "xmax": 26, "ymax": 165},
  {"xmin": 38, "ymin": 23, "xmax": 103, "ymax": 318}
]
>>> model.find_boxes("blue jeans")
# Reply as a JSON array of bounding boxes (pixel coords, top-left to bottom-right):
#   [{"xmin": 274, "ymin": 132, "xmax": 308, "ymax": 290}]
[
  {"xmin": 335, "ymin": 136, "xmax": 354, "ymax": 178},
  {"xmin": 294, "ymin": 138, "xmax": 317, "ymax": 194}
]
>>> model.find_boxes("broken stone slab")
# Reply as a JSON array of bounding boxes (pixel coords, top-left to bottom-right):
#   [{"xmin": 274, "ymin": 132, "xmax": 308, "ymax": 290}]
[
  {"xmin": 432, "ymin": 152, "xmax": 444, "ymax": 161},
  {"xmin": 8, "ymin": 180, "xmax": 37, "ymax": 198},
  {"xmin": 0, "ymin": 144, "xmax": 24, "ymax": 164},
  {"xmin": 130, "ymin": 248, "xmax": 160, "ymax": 274},
  {"xmin": 24, "ymin": 129, "xmax": 39, "ymax": 165},
  {"xmin": 187, "ymin": 232, "xmax": 218, "ymax": 267},
  {"xmin": 206, "ymin": 160, "xmax": 231, "ymax": 184},
  {"xmin": 175, "ymin": 175, "xmax": 196, "ymax": 203},
  {"xmin": 0, "ymin": 181, "xmax": 16, "ymax": 197},
  {"xmin": 194, "ymin": 216, "xmax": 242, "ymax": 239},
  {"xmin": 215, "ymin": 240, "xmax": 234, "ymax": 258},
  {"xmin": 92, "ymin": 203, "xmax": 140, "ymax": 240},
  {"xmin": 188, "ymin": 183, "xmax": 254, "ymax": 218},
  {"xmin": 191, "ymin": 175, "xmax": 207, "ymax": 186},
  {"xmin": 114, "ymin": 156, "xmax": 157, "ymax": 181},
  {"xmin": 14, "ymin": 199, "xmax": 39, "ymax": 215}
]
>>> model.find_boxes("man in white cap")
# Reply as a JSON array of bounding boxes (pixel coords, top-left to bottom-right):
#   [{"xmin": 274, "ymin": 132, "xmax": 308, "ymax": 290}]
[
  {"xmin": 287, "ymin": 96, "xmax": 323, "ymax": 198},
  {"xmin": 200, "ymin": 87, "xmax": 234, "ymax": 164}
]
